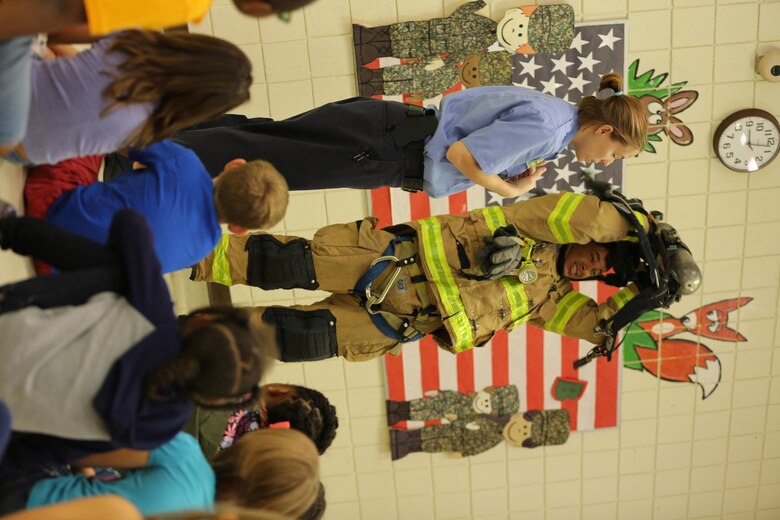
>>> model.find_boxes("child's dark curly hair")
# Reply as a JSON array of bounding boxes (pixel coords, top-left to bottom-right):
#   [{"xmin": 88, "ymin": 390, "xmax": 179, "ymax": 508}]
[{"xmin": 265, "ymin": 386, "xmax": 338, "ymax": 454}]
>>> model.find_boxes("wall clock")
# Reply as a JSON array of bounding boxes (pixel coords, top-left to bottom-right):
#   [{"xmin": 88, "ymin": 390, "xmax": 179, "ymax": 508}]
[{"xmin": 712, "ymin": 108, "xmax": 779, "ymax": 172}]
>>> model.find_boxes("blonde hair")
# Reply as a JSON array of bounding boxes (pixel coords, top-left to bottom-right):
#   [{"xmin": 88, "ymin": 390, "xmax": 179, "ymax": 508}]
[
  {"xmin": 149, "ymin": 505, "xmax": 291, "ymax": 520},
  {"xmin": 212, "ymin": 429, "xmax": 320, "ymax": 518},
  {"xmin": 214, "ymin": 160, "xmax": 289, "ymax": 230},
  {"xmin": 577, "ymin": 72, "xmax": 648, "ymax": 153}
]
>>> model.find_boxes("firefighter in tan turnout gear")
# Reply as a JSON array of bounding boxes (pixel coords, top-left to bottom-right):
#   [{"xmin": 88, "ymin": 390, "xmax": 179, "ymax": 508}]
[{"xmin": 191, "ymin": 193, "xmax": 651, "ymax": 362}]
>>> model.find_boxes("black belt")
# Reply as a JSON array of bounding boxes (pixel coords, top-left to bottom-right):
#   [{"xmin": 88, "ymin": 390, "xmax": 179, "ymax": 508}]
[{"xmin": 389, "ymin": 106, "xmax": 438, "ymax": 193}]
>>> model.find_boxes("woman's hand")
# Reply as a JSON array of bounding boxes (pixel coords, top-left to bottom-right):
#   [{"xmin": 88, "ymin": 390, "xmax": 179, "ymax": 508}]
[{"xmin": 500, "ymin": 161, "xmax": 547, "ymax": 198}]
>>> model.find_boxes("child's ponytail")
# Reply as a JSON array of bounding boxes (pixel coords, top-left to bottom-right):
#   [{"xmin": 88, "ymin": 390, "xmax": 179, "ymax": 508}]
[{"xmin": 144, "ymin": 307, "xmax": 276, "ymax": 408}]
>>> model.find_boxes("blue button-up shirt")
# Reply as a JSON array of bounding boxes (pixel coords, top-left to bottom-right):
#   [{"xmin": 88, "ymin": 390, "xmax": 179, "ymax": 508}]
[{"xmin": 423, "ymin": 86, "xmax": 579, "ymax": 198}]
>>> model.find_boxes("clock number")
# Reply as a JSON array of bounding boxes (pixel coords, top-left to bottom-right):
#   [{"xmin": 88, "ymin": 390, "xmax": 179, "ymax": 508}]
[
  {"xmin": 769, "ymin": 138, "xmax": 776, "ymax": 146},
  {"xmin": 745, "ymin": 120, "xmax": 753, "ymax": 127},
  {"xmin": 757, "ymin": 155, "xmax": 764, "ymax": 163},
  {"xmin": 725, "ymin": 152, "xmax": 733, "ymax": 158},
  {"xmin": 734, "ymin": 158, "xmax": 741, "ymax": 165},
  {"xmin": 723, "ymin": 142, "xmax": 730, "ymax": 149},
  {"xmin": 757, "ymin": 122, "xmax": 764, "ymax": 132}
]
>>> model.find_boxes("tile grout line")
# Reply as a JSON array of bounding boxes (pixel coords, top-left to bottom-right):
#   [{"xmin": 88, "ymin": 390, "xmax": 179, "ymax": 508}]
[{"xmin": 748, "ymin": 2, "xmax": 780, "ymax": 508}]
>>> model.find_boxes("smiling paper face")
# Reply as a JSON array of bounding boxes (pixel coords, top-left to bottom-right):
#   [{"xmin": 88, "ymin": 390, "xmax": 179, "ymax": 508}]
[{"xmin": 496, "ymin": 8, "xmax": 533, "ymax": 53}]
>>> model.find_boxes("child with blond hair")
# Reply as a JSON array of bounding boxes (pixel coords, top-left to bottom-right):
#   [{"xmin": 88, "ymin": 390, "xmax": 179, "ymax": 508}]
[{"xmin": 24, "ymin": 141, "xmax": 288, "ymax": 274}]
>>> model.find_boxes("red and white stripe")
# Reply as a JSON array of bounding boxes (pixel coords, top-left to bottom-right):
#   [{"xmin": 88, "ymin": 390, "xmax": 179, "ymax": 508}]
[{"xmin": 375, "ymin": 186, "xmax": 621, "ymax": 432}]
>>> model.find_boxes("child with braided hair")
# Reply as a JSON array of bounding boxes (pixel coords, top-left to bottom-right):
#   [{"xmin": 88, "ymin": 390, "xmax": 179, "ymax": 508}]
[{"xmin": 0, "ymin": 206, "xmax": 276, "ymax": 512}]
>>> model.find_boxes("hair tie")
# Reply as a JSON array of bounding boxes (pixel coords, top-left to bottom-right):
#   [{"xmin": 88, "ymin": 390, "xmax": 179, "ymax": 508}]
[{"xmin": 596, "ymin": 88, "xmax": 623, "ymax": 99}]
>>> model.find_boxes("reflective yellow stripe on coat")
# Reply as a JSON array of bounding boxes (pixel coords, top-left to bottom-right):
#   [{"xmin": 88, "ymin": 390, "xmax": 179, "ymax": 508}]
[
  {"xmin": 545, "ymin": 290, "xmax": 589, "ymax": 335},
  {"xmin": 211, "ymin": 234, "xmax": 232, "ymax": 286},
  {"xmin": 609, "ymin": 286, "xmax": 635, "ymax": 310},
  {"xmin": 419, "ymin": 217, "xmax": 473, "ymax": 352},
  {"xmin": 480, "ymin": 207, "xmax": 532, "ymax": 327},
  {"xmin": 547, "ymin": 193, "xmax": 585, "ymax": 243}
]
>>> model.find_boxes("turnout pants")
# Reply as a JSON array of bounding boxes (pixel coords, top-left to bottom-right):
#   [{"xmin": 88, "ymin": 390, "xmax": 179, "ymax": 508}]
[{"xmin": 193, "ymin": 219, "xmax": 438, "ymax": 361}]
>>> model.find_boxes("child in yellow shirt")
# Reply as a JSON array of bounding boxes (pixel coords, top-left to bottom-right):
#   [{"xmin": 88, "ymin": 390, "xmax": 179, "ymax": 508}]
[{"xmin": 0, "ymin": 0, "xmax": 317, "ymax": 39}]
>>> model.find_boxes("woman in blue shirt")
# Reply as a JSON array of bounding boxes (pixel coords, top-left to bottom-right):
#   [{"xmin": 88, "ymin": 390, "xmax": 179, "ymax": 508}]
[{"xmin": 171, "ymin": 72, "xmax": 647, "ymax": 199}]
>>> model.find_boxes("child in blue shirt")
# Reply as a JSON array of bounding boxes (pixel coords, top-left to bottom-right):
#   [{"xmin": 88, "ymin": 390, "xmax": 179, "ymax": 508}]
[{"xmin": 26, "ymin": 139, "xmax": 289, "ymax": 274}]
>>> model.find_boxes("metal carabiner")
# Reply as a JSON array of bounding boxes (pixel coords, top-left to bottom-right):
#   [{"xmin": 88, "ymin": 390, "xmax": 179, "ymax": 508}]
[{"xmin": 365, "ymin": 255, "xmax": 402, "ymax": 314}]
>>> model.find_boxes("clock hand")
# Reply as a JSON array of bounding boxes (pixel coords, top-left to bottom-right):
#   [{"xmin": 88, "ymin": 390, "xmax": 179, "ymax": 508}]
[{"xmin": 747, "ymin": 130, "xmax": 753, "ymax": 151}]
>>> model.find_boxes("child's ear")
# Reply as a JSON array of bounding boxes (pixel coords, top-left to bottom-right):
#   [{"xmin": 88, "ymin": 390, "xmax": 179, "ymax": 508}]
[
  {"xmin": 223, "ymin": 158, "xmax": 247, "ymax": 172},
  {"xmin": 227, "ymin": 224, "xmax": 249, "ymax": 236},
  {"xmin": 233, "ymin": 0, "xmax": 274, "ymax": 17}
]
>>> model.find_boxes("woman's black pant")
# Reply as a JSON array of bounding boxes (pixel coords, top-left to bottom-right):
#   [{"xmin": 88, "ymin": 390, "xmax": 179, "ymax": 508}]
[{"xmin": 173, "ymin": 97, "xmax": 410, "ymax": 191}]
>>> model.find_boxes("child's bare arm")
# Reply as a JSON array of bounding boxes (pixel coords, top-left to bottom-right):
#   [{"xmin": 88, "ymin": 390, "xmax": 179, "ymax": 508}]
[
  {"xmin": 0, "ymin": 0, "xmax": 86, "ymax": 39},
  {"xmin": 72, "ymin": 448, "xmax": 150, "ymax": 469}
]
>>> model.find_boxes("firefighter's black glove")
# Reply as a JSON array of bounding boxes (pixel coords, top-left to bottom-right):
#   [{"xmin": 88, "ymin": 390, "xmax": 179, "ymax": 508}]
[{"xmin": 478, "ymin": 225, "xmax": 525, "ymax": 279}]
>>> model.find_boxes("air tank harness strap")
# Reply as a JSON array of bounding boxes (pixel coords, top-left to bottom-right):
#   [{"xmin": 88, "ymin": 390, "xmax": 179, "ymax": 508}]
[{"xmin": 353, "ymin": 236, "xmax": 434, "ymax": 343}]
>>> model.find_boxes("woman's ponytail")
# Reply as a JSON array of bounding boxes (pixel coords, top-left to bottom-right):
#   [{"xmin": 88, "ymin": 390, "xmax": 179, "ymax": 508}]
[{"xmin": 577, "ymin": 71, "xmax": 647, "ymax": 153}]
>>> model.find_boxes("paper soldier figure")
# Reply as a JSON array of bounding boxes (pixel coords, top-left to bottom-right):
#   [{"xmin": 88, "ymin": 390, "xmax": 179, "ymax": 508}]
[
  {"xmin": 354, "ymin": 2, "xmax": 574, "ymax": 67},
  {"xmin": 386, "ymin": 385, "xmax": 519, "ymax": 425},
  {"xmin": 390, "ymin": 409, "xmax": 570, "ymax": 459},
  {"xmin": 495, "ymin": 5, "xmax": 575, "ymax": 55},
  {"xmin": 359, "ymin": 51, "xmax": 514, "ymax": 99}
]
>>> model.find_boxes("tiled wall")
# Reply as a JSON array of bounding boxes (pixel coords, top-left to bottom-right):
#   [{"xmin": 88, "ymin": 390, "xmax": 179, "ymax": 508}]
[{"xmin": 182, "ymin": 1, "xmax": 780, "ymax": 518}]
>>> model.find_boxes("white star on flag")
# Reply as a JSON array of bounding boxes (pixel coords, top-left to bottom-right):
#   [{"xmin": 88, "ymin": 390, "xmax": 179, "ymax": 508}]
[
  {"xmin": 486, "ymin": 191, "xmax": 505, "ymax": 205},
  {"xmin": 540, "ymin": 77, "xmax": 562, "ymax": 95},
  {"xmin": 581, "ymin": 163, "xmax": 602, "ymax": 176},
  {"xmin": 554, "ymin": 162, "xmax": 575, "ymax": 180},
  {"xmin": 598, "ymin": 29, "xmax": 622, "ymax": 50},
  {"xmin": 518, "ymin": 57, "xmax": 542, "ymax": 77},
  {"xmin": 568, "ymin": 180, "xmax": 589, "ymax": 193},
  {"xmin": 550, "ymin": 54, "xmax": 573, "ymax": 75},
  {"xmin": 569, "ymin": 32, "xmax": 587, "ymax": 53},
  {"xmin": 568, "ymin": 71, "xmax": 589, "ymax": 93},
  {"xmin": 512, "ymin": 78, "xmax": 532, "ymax": 89},
  {"xmin": 577, "ymin": 52, "xmax": 600, "ymax": 73}
]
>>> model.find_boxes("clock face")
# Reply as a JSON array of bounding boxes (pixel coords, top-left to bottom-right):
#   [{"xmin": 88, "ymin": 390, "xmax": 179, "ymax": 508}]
[{"xmin": 714, "ymin": 110, "xmax": 780, "ymax": 172}]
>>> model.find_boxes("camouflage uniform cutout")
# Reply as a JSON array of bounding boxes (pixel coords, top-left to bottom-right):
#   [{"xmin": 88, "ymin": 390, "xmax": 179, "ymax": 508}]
[
  {"xmin": 390, "ymin": 408, "xmax": 571, "ymax": 459},
  {"xmin": 528, "ymin": 5, "xmax": 575, "ymax": 56},
  {"xmin": 389, "ymin": 1, "xmax": 497, "ymax": 62},
  {"xmin": 367, "ymin": 51, "xmax": 514, "ymax": 98},
  {"xmin": 377, "ymin": 58, "xmax": 462, "ymax": 98},
  {"xmin": 529, "ymin": 409, "xmax": 570, "ymax": 446},
  {"xmin": 409, "ymin": 385, "xmax": 519, "ymax": 420},
  {"xmin": 420, "ymin": 415, "xmax": 505, "ymax": 457}
]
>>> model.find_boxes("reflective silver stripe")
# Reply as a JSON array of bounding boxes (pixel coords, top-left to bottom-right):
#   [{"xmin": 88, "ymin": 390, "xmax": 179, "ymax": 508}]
[
  {"xmin": 547, "ymin": 193, "xmax": 584, "ymax": 243},
  {"xmin": 545, "ymin": 290, "xmax": 589, "ymax": 334},
  {"xmin": 418, "ymin": 217, "xmax": 473, "ymax": 352}
]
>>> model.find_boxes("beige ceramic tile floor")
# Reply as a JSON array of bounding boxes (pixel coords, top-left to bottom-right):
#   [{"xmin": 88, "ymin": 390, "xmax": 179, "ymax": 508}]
[{"xmin": 0, "ymin": 161, "xmax": 33, "ymax": 286}]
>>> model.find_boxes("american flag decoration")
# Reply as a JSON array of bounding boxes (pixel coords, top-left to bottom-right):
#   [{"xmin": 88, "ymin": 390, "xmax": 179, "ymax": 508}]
[
  {"xmin": 362, "ymin": 20, "xmax": 628, "ymax": 436},
  {"xmin": 372, "ymin": 186, "xmax": 621, "ymax": 434}
]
